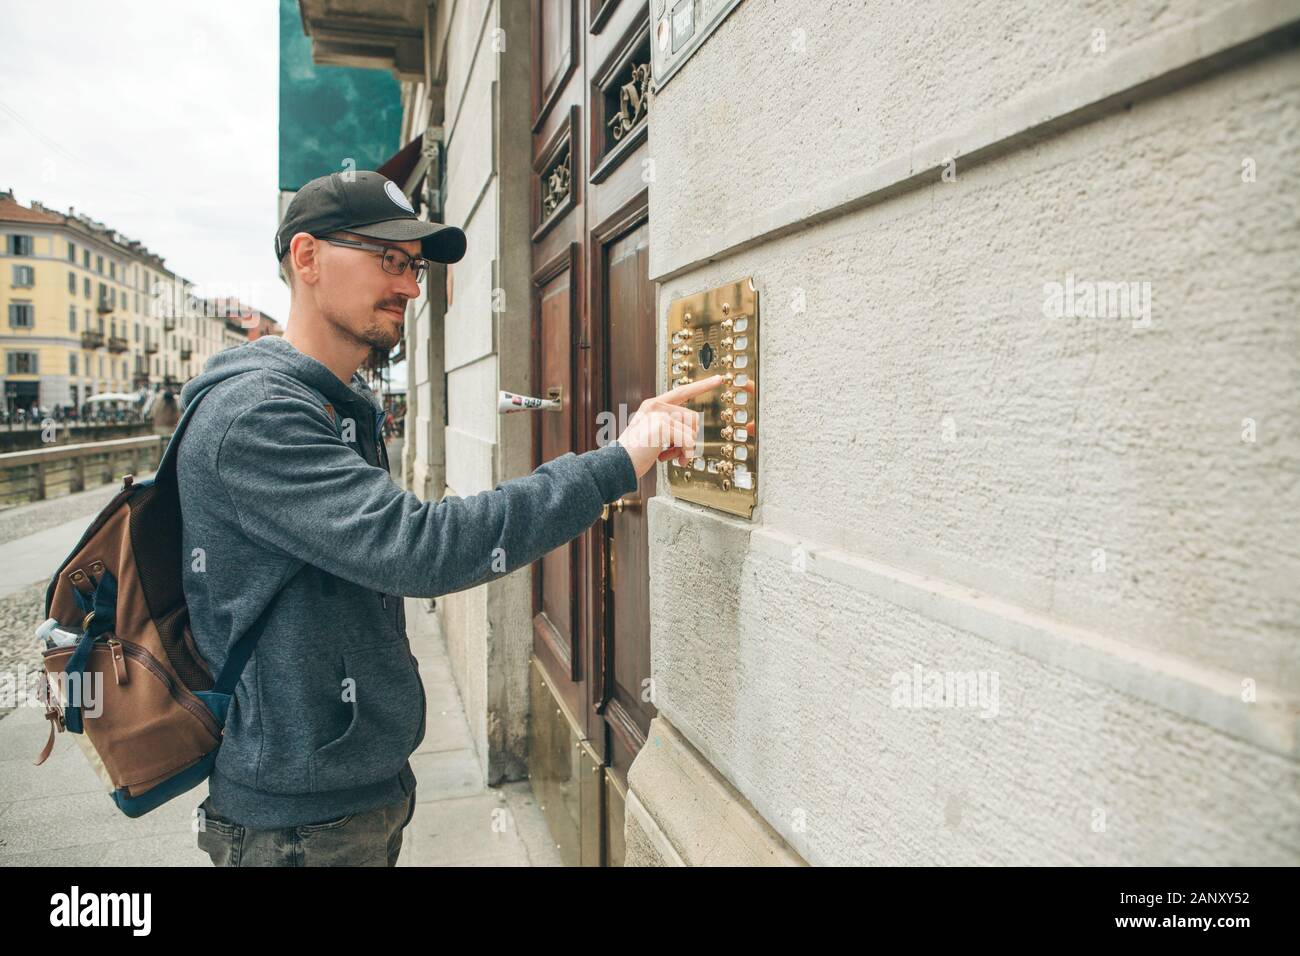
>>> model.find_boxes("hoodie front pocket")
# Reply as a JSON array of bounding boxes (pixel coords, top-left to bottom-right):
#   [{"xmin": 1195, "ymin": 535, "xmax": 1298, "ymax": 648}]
[{"xmin": 310, "ymin": 643, "xmax": 424, "ymax": 794}]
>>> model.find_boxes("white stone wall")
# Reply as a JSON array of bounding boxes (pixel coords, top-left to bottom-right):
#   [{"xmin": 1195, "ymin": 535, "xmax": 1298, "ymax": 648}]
[
  {"xmin": 429, "ymin": 0, "xmax": 536, "ymax": 782},
  {"xmin": 640, "ymin": 0, "xmax": 1300, "ymax": 865}
]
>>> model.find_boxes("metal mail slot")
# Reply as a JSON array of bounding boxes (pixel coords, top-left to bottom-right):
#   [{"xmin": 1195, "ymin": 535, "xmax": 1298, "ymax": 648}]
[{"xmin": 665, "ymin": 277, "xmax": 758, "ymax": 519}]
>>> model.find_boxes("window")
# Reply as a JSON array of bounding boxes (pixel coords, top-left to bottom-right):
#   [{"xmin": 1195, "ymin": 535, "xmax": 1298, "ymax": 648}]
[
  {"xmin": 84, "ymin": 309, "xmax": 90, "ymax": 329},
  {"xmin": 7, "ymin": 234, "xmax": 33, "ymax": 256},
  {"xmin": 134, "ymin": 322, "xmax": 140, "ymax": 341},
  {"xmin": 82, "ymin": 249, "xmax": 89, "ymax": 268},
  {"xmin": 110, "ymin": 288, "xmax": 116, "ymax": 307},
  {"xmin": 98, "ymin": 356, "xmax": 103, "ymax": 376},
  {"xmin": 68, "ymin": 241, "xmax": 76, "ymax": 262},
  {"xmin": 68, "ymin": 270, "xmax": 76, "ymax": 293},
  {"xmin": 69, "ymin": 306, "xmax": 76, "ymax": 331},
  {"xmin": 110, "ymin": 261, "xmax": 116, "ymax": 279},
  {"xmin": 7, "ymin": 351, "xmax": 38, "ymax": 374},
  {"xmin": 83, "ymin": 277, "xmax": 90, "ymax": 298},
  {"xmin": 70, "ymin": 353, "xmax": 77, "ymax": 375},
  {"xmin": 8, "ymin": 303, "xmax": 34, "ymax": 328},
  {"xmin": 11, "ymin": 265, "xmax": 34, "ymax": 286}
]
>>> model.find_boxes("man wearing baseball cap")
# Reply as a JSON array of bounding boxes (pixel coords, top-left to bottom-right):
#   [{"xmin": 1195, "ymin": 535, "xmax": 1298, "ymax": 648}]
[
  {"xmin": 274, "ymin": 169, "xmax": 467, "ymax": 275},
  {"xmin": 177, "ymin": 170, "xmax": 722, "ymax": 865}
]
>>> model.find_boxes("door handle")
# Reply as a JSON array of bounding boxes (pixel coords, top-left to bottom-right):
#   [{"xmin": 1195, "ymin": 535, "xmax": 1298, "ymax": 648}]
[{"xmin": 601, "ymin": 495, "xmax": 642, "ymax": 521}]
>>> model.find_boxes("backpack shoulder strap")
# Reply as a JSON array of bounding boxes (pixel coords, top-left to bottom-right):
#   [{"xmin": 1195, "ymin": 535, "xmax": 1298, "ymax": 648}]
[
  {"xmin": 154, "ymin": 383, "xmax": 219, "ymax": 483},
  {"xmin": 160, "ymin": 379, "xmax": 341, "ymax": 697},
  {"xmin": 211, "ymin": 385, "xmax": 337, "ymax": 693},
  {"xmin": 212, "ymin": 563, "xmax": 306, "ymax": 695}
]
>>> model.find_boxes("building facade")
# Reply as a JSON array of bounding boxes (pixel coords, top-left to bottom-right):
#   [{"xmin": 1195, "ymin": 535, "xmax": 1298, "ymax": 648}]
[
  {"xmin": 297, "ymin": 0, "xmax": 1300, "ymax": 866},
  {"xmin": 1, "ymin": 190, "xmax": 276, "ymax": 419}
]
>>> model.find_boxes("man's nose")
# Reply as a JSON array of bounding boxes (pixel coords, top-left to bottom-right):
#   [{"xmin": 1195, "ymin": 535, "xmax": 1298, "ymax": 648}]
[{"xmin": 395, "ymin": 264, "xmax": 421, "ymax": 298}]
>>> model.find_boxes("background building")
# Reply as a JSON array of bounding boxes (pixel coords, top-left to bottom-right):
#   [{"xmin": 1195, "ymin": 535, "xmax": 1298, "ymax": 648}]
[
  {"xmin": 294, "ymin": 0, "xmax": 1300, "ymax": 866},
  {"xmin": 2, "ymin": 189, "xmax": 279, "ymax": 420},
  {"xmin": 2, "ymin": 189, "xmax": 163, "ymax": 415}
]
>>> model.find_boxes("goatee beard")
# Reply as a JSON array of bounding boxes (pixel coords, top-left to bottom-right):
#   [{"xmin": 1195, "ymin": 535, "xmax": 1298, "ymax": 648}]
[{"xmin": 361, "ymin": 322, "xmax": 401, "ymax": 352}]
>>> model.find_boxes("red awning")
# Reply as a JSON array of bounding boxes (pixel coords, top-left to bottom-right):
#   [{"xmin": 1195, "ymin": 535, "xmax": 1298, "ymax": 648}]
[{"xmin": 377, "ymin": 133, "xmax": 424, "ymax": 192}]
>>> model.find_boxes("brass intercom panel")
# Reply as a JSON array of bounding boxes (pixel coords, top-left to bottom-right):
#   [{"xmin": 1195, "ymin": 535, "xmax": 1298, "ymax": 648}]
[{"xmin": 665, "ymin": 277, "xmax": 758, "ymax": 518}]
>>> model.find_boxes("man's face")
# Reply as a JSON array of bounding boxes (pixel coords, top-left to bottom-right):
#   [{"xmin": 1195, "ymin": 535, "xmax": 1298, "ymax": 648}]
[{"xmin": 312, "ymin": 230, "xmax": 423, "ymax": 352}]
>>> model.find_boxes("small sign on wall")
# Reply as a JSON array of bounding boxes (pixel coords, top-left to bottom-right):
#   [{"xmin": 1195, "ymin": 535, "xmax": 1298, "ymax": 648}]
[
  {"xmin": 670, "ymin": 0, "xmax": 695, "ymax": 52},
  {"xmin": 651, "ymin": 0, "xmax": 746, "ymax": 91}
]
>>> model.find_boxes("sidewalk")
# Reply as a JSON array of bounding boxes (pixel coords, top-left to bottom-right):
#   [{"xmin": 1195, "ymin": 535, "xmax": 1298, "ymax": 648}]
[
  {"xmin": 0, "ymin": 438, "xmax": 561, "ymax": 866},
  {"xmin": 0, "ymin": 599, "xmax": 559, "ymax": 866}
]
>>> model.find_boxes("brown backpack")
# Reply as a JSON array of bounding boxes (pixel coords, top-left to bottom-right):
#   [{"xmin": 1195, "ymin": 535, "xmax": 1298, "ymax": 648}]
[{"xmin": 35, "ymin": 383, "xmax": 279, "ymax": 817}]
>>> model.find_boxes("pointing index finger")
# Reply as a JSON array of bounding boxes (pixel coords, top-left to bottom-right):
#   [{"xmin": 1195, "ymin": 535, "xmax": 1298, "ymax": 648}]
[{"xmin": 660, "ymin": 374, "xmax": 725, "ymax": 405}]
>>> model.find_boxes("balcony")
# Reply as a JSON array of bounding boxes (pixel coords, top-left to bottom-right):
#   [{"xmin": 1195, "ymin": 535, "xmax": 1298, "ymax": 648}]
[
  {"xmin": 97, "ymin": 299, "xmax": 113, "ymax": 315},
  {"xmin": 163, "ymin": 316, "xmax": 176, "ymax": 332},
  {"xmin": 144, "ymin": 340, "xmax": 158, "ymax": 355},
  {"xmin": 107, "ymin": 336, "xmax": 129, "ymax": 354},
  {"xmin": 179, "ymin": 347, "xmax": 192, "ymax": 361},
  {"xmin": 297, "ymin": 0, "xmax": 426, "ymax": 81},
  {"xmin": 80, "ymin": 330, "xmax": 104, "ymax": 349},
  {"xmin": 132, "ymin": 371, "xmax": 151, "ymax": 388},
  {"xmin": 163, "ymin": 374, "xmax": 182, "ymax": 389}
]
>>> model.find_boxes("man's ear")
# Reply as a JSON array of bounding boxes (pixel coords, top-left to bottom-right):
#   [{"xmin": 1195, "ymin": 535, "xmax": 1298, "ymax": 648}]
[
  {"xmin": 278, "ymin": 249, "xmax": 294, "ymax": 290},
  {"xmin": 289, "ymin": 232, "xmax": 321, "ymax": 287}
]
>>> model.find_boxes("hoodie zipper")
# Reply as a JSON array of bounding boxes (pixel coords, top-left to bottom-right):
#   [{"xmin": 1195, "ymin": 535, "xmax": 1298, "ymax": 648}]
[
  {"xmin": 374, "ymin": 405, "xmax": 388, "ymax": 471},
  {"xmin": 371, "ymin": 403, "xmax": 393, "ymax": 614}
]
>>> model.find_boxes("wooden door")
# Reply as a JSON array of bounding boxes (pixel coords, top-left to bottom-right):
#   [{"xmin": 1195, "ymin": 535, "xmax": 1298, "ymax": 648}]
[{"xmin": 530, "ymin": 0, "xmax": 655, "ymax": 865}]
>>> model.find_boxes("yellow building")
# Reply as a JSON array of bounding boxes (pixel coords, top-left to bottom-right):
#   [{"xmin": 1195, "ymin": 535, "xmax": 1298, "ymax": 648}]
[{"xmin": 1, "ymin": 188, "xmax": 235, "ymax": 418}]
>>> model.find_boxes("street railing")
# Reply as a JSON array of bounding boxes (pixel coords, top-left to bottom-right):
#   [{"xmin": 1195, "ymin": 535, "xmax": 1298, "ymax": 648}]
[{"xmin": 0, "ymin": 435, "xmax": 162, "ymax": 507}]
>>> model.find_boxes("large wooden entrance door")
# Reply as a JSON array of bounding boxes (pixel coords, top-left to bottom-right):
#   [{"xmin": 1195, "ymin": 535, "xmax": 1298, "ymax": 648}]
[{"xmin": 529, "ymin": 0, "xmax": 655, "ymax": 866}]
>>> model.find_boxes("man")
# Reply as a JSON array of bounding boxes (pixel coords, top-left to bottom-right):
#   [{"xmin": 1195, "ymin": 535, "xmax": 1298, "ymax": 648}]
[
  {"xmin": 151, "ymin": 388, "xmax": 179, "ymax": 439},
  {"xmin": 176, "ymin": 170, "xmax": 718, "ymax": 866}
]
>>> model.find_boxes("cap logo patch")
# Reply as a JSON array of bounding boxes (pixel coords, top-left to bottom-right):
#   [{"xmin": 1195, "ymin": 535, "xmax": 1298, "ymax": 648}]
[{"xmin": 384, "ymin": 180, "xmax": 414, "ymax": 213}]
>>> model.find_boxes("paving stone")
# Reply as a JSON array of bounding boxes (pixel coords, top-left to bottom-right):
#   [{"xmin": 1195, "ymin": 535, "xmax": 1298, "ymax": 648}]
[
  {"xmin": 401, "ymin": 792, "xmax": 530, "ymax": 865},
  {"xmin": 409, "ymin": 748, "xmax": 485, "ymax": 803},
  {"xmin": 0, "ymin": 842, "xmax": 111, "ymax": 866},
  {"xmin": 98, "ymin": 830, "xmax": 211, "ymax": 867}
]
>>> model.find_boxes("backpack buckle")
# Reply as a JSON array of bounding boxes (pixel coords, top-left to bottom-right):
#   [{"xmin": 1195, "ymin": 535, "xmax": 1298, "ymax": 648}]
[
  {"xmin": 107, "ymin": 638, "xmax": 128, "ymax": 686},
  {"xmin": 34, "ymin": 674, "xmax": 65, "ymax": 766},
  {"xmin": 67, "ymin": 568, "xmax": 94, "ymax": 599}
]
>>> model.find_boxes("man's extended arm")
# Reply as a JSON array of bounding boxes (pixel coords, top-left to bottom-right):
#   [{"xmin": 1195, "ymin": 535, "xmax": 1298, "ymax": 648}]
[{"xmin": 216, "ymin": 393, "xmax": 638, "ymax": 598}]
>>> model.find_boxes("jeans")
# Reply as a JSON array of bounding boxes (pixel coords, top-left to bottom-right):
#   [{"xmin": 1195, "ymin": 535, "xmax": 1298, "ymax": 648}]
[{"xmin": 195, "ymin": 792, "xmax": 417, "ymax": 866}]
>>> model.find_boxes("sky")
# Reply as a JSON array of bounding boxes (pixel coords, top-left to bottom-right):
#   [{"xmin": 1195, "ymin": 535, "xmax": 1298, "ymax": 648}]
[{"xmin": 0, "ymin": 1, "xmax": 406, "ymax": 388}]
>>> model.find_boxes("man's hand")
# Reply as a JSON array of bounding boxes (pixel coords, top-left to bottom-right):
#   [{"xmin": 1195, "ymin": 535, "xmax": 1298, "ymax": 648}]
[{"xmin": 616, "ymin": 374, "xmax": 725, "ymax": 478}]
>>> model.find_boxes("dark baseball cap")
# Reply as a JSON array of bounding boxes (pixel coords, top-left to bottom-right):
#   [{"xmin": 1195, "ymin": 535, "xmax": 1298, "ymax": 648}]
[{"xmin": 275, "ymin": 170, "xmax": 466, "ymax": 264}]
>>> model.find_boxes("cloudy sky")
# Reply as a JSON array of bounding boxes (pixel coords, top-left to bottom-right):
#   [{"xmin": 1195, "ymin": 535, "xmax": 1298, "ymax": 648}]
[{"xmin": 0, "ymin": 0, "xmax": 397, "ymax": 374}]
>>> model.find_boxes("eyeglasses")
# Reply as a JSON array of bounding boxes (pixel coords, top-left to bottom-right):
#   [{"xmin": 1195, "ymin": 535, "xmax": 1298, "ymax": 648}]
[{"xmin": 315, "ymin": 235, "xmax": 430, "ymax": 283}]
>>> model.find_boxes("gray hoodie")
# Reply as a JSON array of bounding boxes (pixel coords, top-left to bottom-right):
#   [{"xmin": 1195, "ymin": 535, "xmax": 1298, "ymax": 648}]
[{"xmin": 177, "ymin": 335, "xmax": 637, "ymax": 828}]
